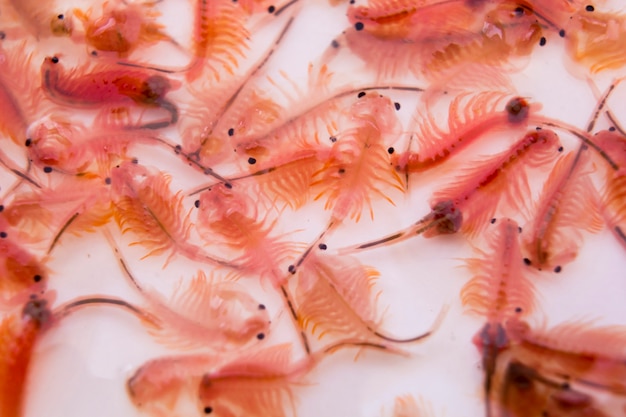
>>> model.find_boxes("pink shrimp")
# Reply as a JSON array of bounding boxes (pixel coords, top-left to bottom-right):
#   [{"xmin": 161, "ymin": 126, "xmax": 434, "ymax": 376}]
[{"xmin": 41, "ymin": 56, "xmax": 178, "ymax": 128}]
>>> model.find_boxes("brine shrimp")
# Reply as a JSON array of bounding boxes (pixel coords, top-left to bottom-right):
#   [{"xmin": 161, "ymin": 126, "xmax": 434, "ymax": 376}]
[
  {"xmin": 103, "ymin": 231, "xmax": 271, "ymax": 351},
  {"xmin": 0, "ymin": 223, "xmax": 48, "ymax": 310},
  {"xmin": 41, "ymin": 56, "xmax": 179, "ymax": 129},
  {"xmin": 184, "ymin": 0, "xmax": 250, "ymax": 82},
  {"xmin": 2, "ymin": 174, "xmax": 112, "ymax": 253},
  {"xmin": 327, "ymin": 0, "xmax": 545, "ymax": 79},
  {"xmin": 337, "ymin": 129, "xmax": 562, "ymax": 253},
  {"xmin": 522, "ymin": 148, "xmax": 603, "ymax": 271},
  {"xmin": 462, "ymin": 218, "xmax": 537, "ymax": 416},
  {"xmin": 110, "ymin": 161, "xmax": 236, "ymax": 268},
  {"xmin": 593, "ymin": 129, "xmax": 626, "ymax": 249},
  {"xmin": 293, "ymin": 251, "xmax": 446, "ymax": 355},
  {"xmin": 494, "ymin": 358, "xmax": 610, "ymax": 417},
  {"xmin": 565, "ymin": 8, "xmax": 626, "ymax": 73},
  {"xmin": 1, "ymin": 0, "xmax": 67, "ymax": 39},
  {"xmin": 128, "ymin": 343, "xmax": 317, "ymax": 417},
  {"xmin": 286, "ymin": 92, "xmax": 404, "ymax": 272},
  {"xmin": 0, "ymin": 295, "xmax": 52, "ymax": 417},
  {"xmin": 393, "ymin": 94, "xmax": 535, "ymax": 174},
  {"xmin": 504, "ymin": 318, "xmax": 626, "ymax": 397},
  {"xmin": 196, "ymin": 343, "xmax": 316, "ymax": 417},
  {"xmin": 26, "ymin": 116, "xmax": 227, "ymax": 182},
  {"xmin": 70, "ymin": 0, "xmax": 174, "ymax": 57},
  {"xmin": 179, "ymin": 14, "xmax": 296, "ymax": 167},
  {"xmin": 195, "ymin": 183, "xmax": 301, "ymax": 285}
]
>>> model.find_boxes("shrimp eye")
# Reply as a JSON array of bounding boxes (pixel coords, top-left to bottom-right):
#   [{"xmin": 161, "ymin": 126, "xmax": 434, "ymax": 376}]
[
  {"xmin": 0, "ymin": 31, "xmax": 6, "ymax": 40},
  {"xmin": 505, "ymin": 97, "xmax": 530, "ymax": 123},
  {"xmin": 50, "ymin": 56, "xmax": 59, "ymax": 64},
  {"xmin": 204, "ymin": 406, "xmax": 213, "ymax": 414},
  {"xmin": 57, "ymin": 14, "xmax": 64, "ymax": 19}
]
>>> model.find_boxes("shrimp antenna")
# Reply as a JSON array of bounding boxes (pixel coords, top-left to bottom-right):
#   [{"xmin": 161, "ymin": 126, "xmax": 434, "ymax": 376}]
[
  {"xmin": 0, "ymin": 154, "xmax": 41, "ymax": 189},
  {"xmin": 48, "ymin": 212, "xmax": 80, "ymax": 254},
  {"xmin": 370, "ymin": 303, "xmax": 449, "ymax": 344},
  {"xmin": 101, "ymin": 227, "xmax": 151, "ymax": 295}
]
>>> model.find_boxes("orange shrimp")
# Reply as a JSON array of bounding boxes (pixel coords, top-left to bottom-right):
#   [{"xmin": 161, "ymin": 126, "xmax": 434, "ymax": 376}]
[
  {"xmin": 71, "ymin": 0, "xmax": 172, "ymax": 57},
  {"xmin": 186, "ymin": 0, "xmax": 250, "ymax": 82},
  {"xmin": 0, "ymin": 234, "xmax": 47, "ymax": 310},
  {"xmin": 505, "ymin": 319, "xmax": 626, "ymax": 397},
  {"xmin": 127, "ymin": 343, "xmax": 315, "ymax": 417},
  {"xmin": 311, "ymin": 91, "xmax": 404, "ymax": 222},
  {"xmin": 462, "ymin": 218, "xmax": 536, "ymax": 413},
  {"xmin": 431, "ymin": 129, "xmax": 562, "ymax": 236},
  {"xmin": 565, "ymin": 8, "xmax": 626, "ymax": 73},
  {"xmin": 522, "ymin": 148, "xmax": 604, "ymax": 271},
  {"xmin": 111, "ymin": 162, "xmax": 235, "ymax": 268},
  {"xmin": 494, "ymin": 358, "xmax": 610, "ymax": 417},
  {"xmin": 196, "ymin": 183, "xmax": 301, "ymax": 285},
  {"xmin": 41, "ymin": 56, "xmax": 178, "ymax": 128},
  {"xmin": 294, "ymin": 252, "xmax": 442, "ymax": 354},
  {"xmin": 0, "ymin": 296, "xmax": 51, "ymax": 417}
]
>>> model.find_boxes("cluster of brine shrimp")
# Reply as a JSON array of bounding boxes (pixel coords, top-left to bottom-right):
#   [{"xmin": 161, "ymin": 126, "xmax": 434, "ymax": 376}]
[{"xmin": 1, "ymin": 0, "xmax": 626, "ymax": 416}]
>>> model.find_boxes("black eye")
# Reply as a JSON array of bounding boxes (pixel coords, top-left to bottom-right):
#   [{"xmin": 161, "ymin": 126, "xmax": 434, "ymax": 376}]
[{"xmin": 50, "ymin": 56, "xmax": 59, "ymax": 64}]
